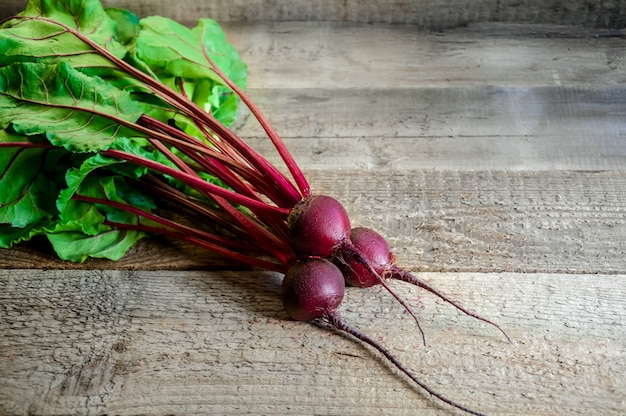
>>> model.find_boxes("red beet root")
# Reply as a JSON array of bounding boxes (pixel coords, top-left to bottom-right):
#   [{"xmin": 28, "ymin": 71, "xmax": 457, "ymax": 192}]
[
  {"xmin": 287, "ymin": 195, "xmax": 351, "ymax": 257},
  {"xmin": 281, "ymin": 258, "xmax": 345, "ymax": 321}
]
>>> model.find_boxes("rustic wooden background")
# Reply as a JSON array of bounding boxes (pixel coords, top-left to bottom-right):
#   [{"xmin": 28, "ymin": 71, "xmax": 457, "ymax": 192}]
[{"xmin": 1, "ymin": 1, "xmax": 625, "ymax": 415}]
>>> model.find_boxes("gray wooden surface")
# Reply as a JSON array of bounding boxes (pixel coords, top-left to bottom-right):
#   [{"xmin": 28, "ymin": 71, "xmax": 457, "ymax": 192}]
[
  {"xmin": 1, "ymin": 2, "xmax": 626, "ymax": 416},
  {"xmin": 2, "ymin": 0, "xmax": 626, "ymax": 28}
]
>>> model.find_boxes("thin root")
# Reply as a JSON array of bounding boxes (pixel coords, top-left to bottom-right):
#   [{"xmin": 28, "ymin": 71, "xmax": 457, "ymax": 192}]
[
  {"xmin": 321, "ymin": 312, "xmax": 488, "ymax": 416},
  {"xmin": 389, "ymin": 266, "xmax": 512, "ymax": 344}
]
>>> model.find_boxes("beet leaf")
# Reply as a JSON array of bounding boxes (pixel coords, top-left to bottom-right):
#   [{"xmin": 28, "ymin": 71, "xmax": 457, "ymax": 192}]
[
  {"xmin": 0, "ymin": 129, "xmax": 65, "ymax": 228},
  {"xmin": 0, "ymin": 0, "xmax": 255, "ymax": 263},
  {"xmin": 0, "ymin": 62, "xmax": 144, "ymax": 152}
]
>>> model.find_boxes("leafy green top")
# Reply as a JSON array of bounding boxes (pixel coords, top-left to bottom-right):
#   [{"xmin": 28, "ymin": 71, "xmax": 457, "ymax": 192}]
[{"xmin": 0, "ymin": 0, "xmax": 248, "ymax": 262}]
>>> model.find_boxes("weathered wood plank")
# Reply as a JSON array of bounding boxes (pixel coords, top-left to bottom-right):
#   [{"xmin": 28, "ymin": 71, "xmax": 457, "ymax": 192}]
[
  {"xmin": 1, "ymin": 269, "xmax": 624, "ymax": 415},
  {"xmin": 229, "ymin": 22, "xmax": 626, "ymax": 89},
  {"xmin": 311, "ymin": 170, "xmax": 626, "ymax": 275},
  {"xmin": 2, "ymin": 170, "xmax": 626, "ymax": 275},
  {"xmin": 240, "ymin": 86, "xmax": 626, "ymax": 140},
  {"xmin": 235, "ymin": 86, "xmax": 626, "ymax": 171},
  {"xmin": 4, "ymin": 0, "xmax": 625, "ymax": 28}
]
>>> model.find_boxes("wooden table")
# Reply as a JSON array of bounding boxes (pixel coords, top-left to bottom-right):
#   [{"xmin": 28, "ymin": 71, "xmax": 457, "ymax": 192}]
[{"xmin": 1, "ymin": 2, "xmax": 625, "ymax": 415}]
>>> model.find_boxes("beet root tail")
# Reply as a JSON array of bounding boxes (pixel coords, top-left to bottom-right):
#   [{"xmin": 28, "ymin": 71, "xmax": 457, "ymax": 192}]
[
  {"xmin": 389, "ymin": 266, "xmax": 512, "ymax": 343},
  {"xmin": 321, "ymin": 312, "xmax": 488, "ymax": 416}
]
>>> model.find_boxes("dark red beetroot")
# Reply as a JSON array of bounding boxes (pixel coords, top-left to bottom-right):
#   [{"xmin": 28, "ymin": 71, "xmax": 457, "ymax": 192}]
[
  {"xmin": 286, "ymin": 195, "xmax": 351, "ymax": 257},
  {"xmin": 281, "ymin": 258, "xmax": 345, "ymax": 321},
  {"xmin": 339, "ymin": 227, "xmax": 394, "ymax": 287},
  {"xmin": 288, "ymin": 196, "xmax": 434, "ymax": 340}
]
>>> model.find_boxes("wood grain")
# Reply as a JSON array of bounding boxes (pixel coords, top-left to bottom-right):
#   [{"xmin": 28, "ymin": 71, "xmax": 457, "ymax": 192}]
[
  {"xmin": 230, "ymin": 22, "xmax": 626, "ymax": 89},
  {"xmin": 2, "ymin": 1, "xmax": 625, "ymax": 28},
  {"xmin": 1, "ymin": 269, "xmax": 624, "ymax": 415},
  {"xmin": 238, "ymin": 86, "xmax": 626, "ymax": 171}
]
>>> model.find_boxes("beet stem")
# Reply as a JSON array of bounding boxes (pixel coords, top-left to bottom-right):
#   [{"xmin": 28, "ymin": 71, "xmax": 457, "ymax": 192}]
[
  {"xmin": 105, "ymin": 220, "xmax": 287, "ymax": 272},
  {"xmin": 140, "ymin": 116, "xmax": 295, "ymax": 209},
  {"xmin": 200, "ymin": 44, "xmax": 311, "ymax": 198},
  {"xmin": 72, "ymin": 194, "xmax": 288, "ymax": 272},
  {"xmin": 135, "ymin": 132, "xmax": 294, "ymax": 262},
  {"xmin": 101, "ymin": 149, "xmax": 289, "ymax": 217},
  {"xmin": 389, "ymin": 267, "xmax": 512, "ymax": 344},
  {"xmin": 137, "ymin": 176, "xmax": 246, "ymax": 235},
  {"xmin": 10, "ymin": 15, "xmax": 304, "ymax": 207},
  {"xmin": 322, "ymin": 312, "xmax": 487, "ymax": 416},
  {"xmin": 72, "ymin": 194, "xmax": 255, "ymax": 253}
]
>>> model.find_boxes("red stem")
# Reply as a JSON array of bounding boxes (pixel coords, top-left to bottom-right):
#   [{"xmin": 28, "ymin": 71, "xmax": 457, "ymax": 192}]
[
  {"xmin": 142, "ymin": 116, "xmax": 268, "ymax": 204},
  {"xmin": 73, "ymin": 194, "xmax": 289, "ymax": 272},
  {"xmin": 101, "ymin": 148, "xmax": 289, "ymax": 218},
  {"xmin": 136, "ymin": 175, "xmax": 248, "ymax": 235},
  {"xmin": 105, "ymin": 219, "xmax": 287, "ymax": 273},
  {"xmin": 138, "ymin": 115, "xmax": 266, "ymax": 190},
  {"xmin": 110, "ymin": 146, "xmax": 293, "ymax": 264},
  {"xmin": 137, "ymin": 175, "xmax": 294, "ymax": 262},
  {"xmin": 200, "ymin": 45, "xmax": 311, "ymax": 198}
]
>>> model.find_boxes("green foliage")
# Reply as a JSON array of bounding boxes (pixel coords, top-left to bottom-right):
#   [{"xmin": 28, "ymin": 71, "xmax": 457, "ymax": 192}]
[
  {"xmin": 0, "ymin": 0, "xmax": 248, "ymax": 262},
  {"xmin": 0, "ymin": 129, "xmax": 64, "ymax": 228},
  {"xmin": 0, "ymin": 62, "xmax": 144, "ymax": 152},
  {"xmin": 0, "ymin": 0, "xmax": 127, "ymax": 68}
]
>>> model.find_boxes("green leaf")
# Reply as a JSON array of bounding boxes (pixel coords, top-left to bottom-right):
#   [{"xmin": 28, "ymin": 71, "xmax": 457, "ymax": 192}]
[
  {"xmin": 58, "ymin": 186, "xmax": 109, "ymax": 237},
  {"xmin": 47, "ymin": 227, "xmax": 143, "ymax": 262},
  {"xmin": 52, "ymin": 174, "xmax": 152, "ymax": 262},
  {"xmin": 0, "ymin": 131, "xmax": 152, "ymax": 258},
  {"xmin": 192, "ymin": 18, "xmax": 247, "ymax": 90},
  {"xmin": 0, "ymin": 221, "xmax": 49, "ymax": 248},
  {"xmin": 190, "ymin": 19, "xmax": 247, "ymax": 125},
  {"xmin": 22, "ymin": 0, "xmax": 120, "ymax": 34},
  {"xmin": 57, "ymin": 149, "xmax": 155, "ymax": 228},
  {"xmin": 0, "ymin": 62, "xmax": 144, "ymax": 152},
  {"xmin": 0, "ymin": 129, "xmax": 66, "ymax": 228},
  {"xmin": 135, "ymin": 16, "xmax": 223, "ymax": 82},
  {"xmin": 133, "ymin": 17, "xmax": 247, "ymax": 123},
  {"xmin": 105, "ymin": 7, "xmax": 140, "ymax": 45},
  {"xmin": 57, "ymin": 153, "xmax": 124, "ymax": 216},
  {"xmin": 1, "ymin": 170, "xmax": 148, "ymax": 259},
  {"xmin": 0, "ymin": 0, "xmax": 127, "ymax": 68},
  {"xmin": 212, "ymin": 89, "xmax": 240, "ymax": 126},
  {"xmin": 55, "ymin": 144, "xmax": 154, "ymax": 218}
]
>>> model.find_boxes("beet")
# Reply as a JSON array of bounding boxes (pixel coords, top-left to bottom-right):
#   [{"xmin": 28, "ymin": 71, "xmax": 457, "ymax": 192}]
[
  {"xmin": 281, "ymin": 258, "xmax": 345, "ymax": 321},
  {"xmin": 287, "ymin": 195, "xmax": 351, "ymax": 257},
  {"xmin": 338, "ymin": 227, "xmax": 394, "ymax": 287}
]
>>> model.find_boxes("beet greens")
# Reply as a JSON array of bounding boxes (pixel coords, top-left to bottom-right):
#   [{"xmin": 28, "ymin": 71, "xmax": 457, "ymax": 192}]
[{"xmin": 0, "ymin": 2, "xmax": 508, "ymax": 415}]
